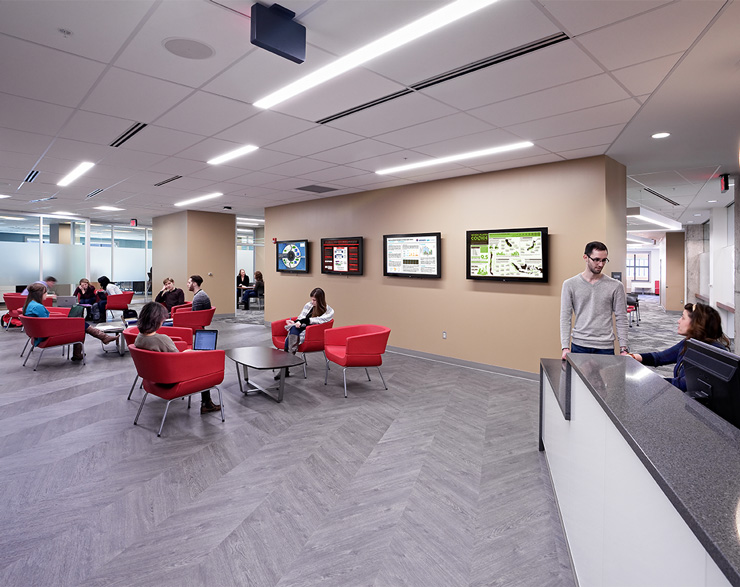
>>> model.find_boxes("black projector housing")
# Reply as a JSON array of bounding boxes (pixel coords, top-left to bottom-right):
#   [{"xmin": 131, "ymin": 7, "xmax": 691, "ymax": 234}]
[{"xmin": 251, "ymin": 3, "xmax": 306, "ymax": 64}]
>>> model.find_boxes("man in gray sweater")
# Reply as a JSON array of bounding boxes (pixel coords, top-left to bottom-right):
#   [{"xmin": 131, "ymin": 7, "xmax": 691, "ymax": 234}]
[{"xmin": 560, "ymin": 241, "xmax": 628, "ymax": 360}]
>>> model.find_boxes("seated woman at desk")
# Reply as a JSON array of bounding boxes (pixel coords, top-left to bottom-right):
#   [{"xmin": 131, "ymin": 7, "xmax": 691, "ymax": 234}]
[
  {"xmin": 631, "ymin": 302, "xmax": 730, "ymax": 391},
  {"xmin": 277, "ymin": 287, "xmax": 334, "ymax": 379},
  {"xmin": 134, "ymin": 301, "xmax": 220, "ymax": 414},
  {"xmin": 242, "ymin": 271, "xmax": 264, "ymax": 307},
  {"xmin": 23, "ymin": 283, "xmax": 118, "ymax": 361},
  {"xmin": 236, "ymin": 269, "xmax": 250, "ymax": 304},
  {"xmin": 154, "ymin": 277, "xmax": 185, "ymax": 314}
]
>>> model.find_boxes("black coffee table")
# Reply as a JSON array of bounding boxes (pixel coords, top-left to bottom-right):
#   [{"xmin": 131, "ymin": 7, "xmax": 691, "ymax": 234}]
[{"xmin": 226, "ymin": 346, "xmax": 304, "ymax": 403}]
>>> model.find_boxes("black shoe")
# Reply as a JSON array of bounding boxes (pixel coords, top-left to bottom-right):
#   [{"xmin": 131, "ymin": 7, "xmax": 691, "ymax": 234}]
[
  {"xmin": 274, "ymin": 368, "xmax": 290, "ymax": 380},
  {"xmin": 200, "ymin": 403, "xmax": 221, "ymax": 414}
]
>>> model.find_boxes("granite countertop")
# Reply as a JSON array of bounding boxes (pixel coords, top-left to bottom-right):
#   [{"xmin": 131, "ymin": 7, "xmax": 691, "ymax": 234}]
[
  {"xmin": 541, "ymin": 358, "xmax": 570, "ymax": 420},
  {"xmin": 561, "ymin": 354, "xmax": 740, "ymax": 586}
]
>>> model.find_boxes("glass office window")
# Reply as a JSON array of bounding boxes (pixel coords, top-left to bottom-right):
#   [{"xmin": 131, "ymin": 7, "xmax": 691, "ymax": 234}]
[
  {"xmin": 237, "ymin": 230, "xmax": 255, "ymax": 280},
  {"xmin": 627, "ymin": 252, "xmax": 650, "ymax": 281},
  {"xmin": 113, "ymin": 225, "xmax": 149, "ymax": 292},
  {"xmin": 42, "ymin": 218, "xmax": 87, "ymax": 292},
  {"xmin": 0, "ymin": 214, "xmax": 40, "ymax": 291},
  {"xmin": 90, "ymin": 224, "xmax": 112, "ymax": 281}
]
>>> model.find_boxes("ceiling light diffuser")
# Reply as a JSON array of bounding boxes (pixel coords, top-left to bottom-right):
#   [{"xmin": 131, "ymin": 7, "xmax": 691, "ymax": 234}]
[
  {"xmin": 94, "ymin": 206, "xmax": 124, "ymax": 211},
  {"xmin": 174, "ymin": 192, "xmax": 223, "ymax": 207},
  {"xmin": 376, "ymin": 141, "xmax": 534, "ymax": 175},
  {"xmin": 0, "ymin": 215, "xmax": 25, "ymax": 220},
  {"xmin": 0, "ymin": 194, "xmax": 11, "ymax": 199},
  {"xmin": 651, "ymin": 132, "xmax": 670, "ymax": 139},
  {"xmin": 254, "ymin": 0, "xmax": 500, "ymax": 109},
  {"xmin": 626, "ymin": 206, "xmax": 682, "ymax": 230},
  {"xmin": 207, "ymin": 145, "xmax": 259, "ymax": 165},
  {"xmin": 57, "ymin": 162, "xmax": 94, "ymax": 186}
]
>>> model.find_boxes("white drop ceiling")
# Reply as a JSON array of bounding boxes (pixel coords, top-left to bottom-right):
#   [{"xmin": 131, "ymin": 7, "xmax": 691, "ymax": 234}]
[{"xmin": 0, "ymin": 0, "xmax": 738, "ymax": 234}]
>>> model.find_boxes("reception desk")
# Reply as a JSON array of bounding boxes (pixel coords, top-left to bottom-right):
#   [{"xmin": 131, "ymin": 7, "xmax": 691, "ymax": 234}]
[{"xmin": 540, "ymin": 354, "xmax": 740, "ymax": 587}]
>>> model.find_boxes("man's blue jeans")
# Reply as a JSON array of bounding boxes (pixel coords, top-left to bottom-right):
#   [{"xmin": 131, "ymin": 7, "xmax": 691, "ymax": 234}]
[{"xmin": 570, "ymin": 343, "xmax": 614, "ymax": 355}]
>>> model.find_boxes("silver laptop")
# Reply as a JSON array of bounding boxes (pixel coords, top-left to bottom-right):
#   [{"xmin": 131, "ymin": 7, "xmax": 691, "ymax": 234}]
[{"xmin": 56, "ymin": 296, "xmax": 78, "ymax": 308}]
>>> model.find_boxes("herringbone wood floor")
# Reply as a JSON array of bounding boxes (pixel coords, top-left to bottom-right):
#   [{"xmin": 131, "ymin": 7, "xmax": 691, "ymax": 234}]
[{"xmin": 0, "ymin": 317, "xmax": 574, "ymax": 587}]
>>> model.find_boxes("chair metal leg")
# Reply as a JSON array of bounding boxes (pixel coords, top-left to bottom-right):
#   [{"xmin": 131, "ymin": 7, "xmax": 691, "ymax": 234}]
[
  {"xmin": 157, "ymin": 400, "xmax": 173, "ymax": 437},
  {"xmin": 216, "ymin": 386, "xmax": 225, "ymax": 422},
  {"xmin": 134, "ymin": 392, "xmax": 148, "ymax": 425},
  {"xmin": 127, "ymin": 375, "xmax": 139, "ymax": 400},
  {"xmin": 22, "ymin": 345, "xmax": 34, "ymax": 366},
  {"xmin": 325, "ymin": 358, "xmax": 330, "ymax": 385},
  {"xmin": 364, "ymin": 367, "xmax": 371, "ymax": 381},
  {"xmin": 376, "ymin": 366, "xmax": 387, "ymax": 390},
  {"xmin": 33, "ymin": 348, "xmax": 45, "ymax": 371},
  {"xmin": 302, "ymin": 352, "xmax": 308, "ymax": 378},
  {"xmin": 343, "ymin": 368, "xmax": 348, "ymax": 398},
  {"xmin": 20, "ymin": 338, "xmax": 30, "ymax": 357}
]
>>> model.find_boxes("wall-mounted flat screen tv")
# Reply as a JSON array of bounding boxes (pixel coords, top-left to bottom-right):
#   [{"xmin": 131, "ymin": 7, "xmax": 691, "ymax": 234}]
[
  {"xmin": 321, "ymin": 236, "xmax": 363, "ymax": 275},
  {"xmin": 276, "ymin": 239, "xmax": 309, "ymax": 273},
  {"xmin": 466, "ymin": 227, "xmax": 548, "ymax": 283},
  {"xmin": 383, "ymin": 232, "xmax": 441, "ymax": 279}
]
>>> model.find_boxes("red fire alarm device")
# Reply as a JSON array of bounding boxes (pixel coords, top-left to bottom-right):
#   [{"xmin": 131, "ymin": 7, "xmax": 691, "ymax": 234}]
[{"xmin": 130, "ymin": 219, "xmax": 138, "ymax": 227}]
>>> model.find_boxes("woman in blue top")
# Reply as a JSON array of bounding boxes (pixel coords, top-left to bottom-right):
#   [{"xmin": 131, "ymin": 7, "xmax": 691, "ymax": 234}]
[
  {"xmin": 23, "ymin": 282, "xmax": 118, "ymax": 360},
  {"xmin": 632, "ymin": 303, "xmax": 730, "ymax": 391}
]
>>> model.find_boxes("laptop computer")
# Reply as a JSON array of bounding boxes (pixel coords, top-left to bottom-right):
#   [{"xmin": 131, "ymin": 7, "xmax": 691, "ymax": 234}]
[
  {"xmin": 56, "ymin": 296, "xmax": 78, "ymax": 308},
  {"xmin": 192, "ymin": 329, "xmax": 218, "ymax": 351}
]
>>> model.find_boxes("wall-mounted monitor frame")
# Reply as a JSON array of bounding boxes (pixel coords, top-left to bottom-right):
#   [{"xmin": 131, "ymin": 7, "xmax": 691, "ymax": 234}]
[
  {"xmin": 466, "ymin": 227, "xmax": 549, "ymax": 283},
  {"xmin": 321, "ymin": 236, "xmax": 363, "ymax": 275},
  {"xmin": 383, "ymin": 232, "xmax": 441, "ymax": 279},
  {"xmin": 276, "ymin": 239, "xmax": 309, "ymax": 273}
]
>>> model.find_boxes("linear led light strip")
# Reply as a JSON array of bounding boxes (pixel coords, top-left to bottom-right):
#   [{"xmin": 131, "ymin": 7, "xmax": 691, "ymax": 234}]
[
  {"xmin": 628, "ymin": 214, "xmax": 679, "ymax": 230},
  {"xmin": 208, "ymin": 145, "xmax": 258, "ymax": 165},
  {"xmin": 254, "ymin": 0, "xmax": 501, "ymax": 109},
  {"xmin": 57, "ymin": 162, "xmax": 94, "ymax": 186},
  {"xmin": 174, "ymin": 192, "xmax": 223, "ymax": 207},
  {"xmin": 376, "ymin": 141, "xmax": 534, "ymax": 175}
]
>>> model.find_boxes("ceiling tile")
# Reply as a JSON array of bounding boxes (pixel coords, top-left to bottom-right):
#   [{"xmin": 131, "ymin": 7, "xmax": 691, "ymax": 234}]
[
  {"xmin": 298, "ymin": 166, "xmax": 369, "ymax": 183},
  {"xmin": 470, "ymin": 153, "xmax": 564, "ymax": 174},
  {"xmin": 540, "ymin": 0, "xmax": 671, "ymax": 36},
  {"xmin": 471, "ymin": 74, "xmax": 630, "ymax": 128},
  {"xmin": 611, "ymin": 53, "xmax": 682, "ymax": 97},
  {"xmin": 376, "ymin": 113, "xmax": 494, "ymax": 150},
  {"xmin": 422, "ymin": 41, "xmax": 603, "ymax": 111},
  {"xmin": 44, "ymin": 138, "xmax": 111, "ymax": 163},
  {"xmin": 577, "ymin": 1, "xmax": 722, "ymax": 70},
  {"xmin": 268, "ymin": 126, "xmax": 360, "ymax": 157},
  {"xmin": 0, "ymin": 93, "xmax": 73, "ymax": 135},
  {"xmin": 309, "ymin": 139, "xmax": 400, "ymax": 166},
  {"xmin": 154, "ymin": 91, "xmax": 258, "ymax": 136},
  {"xmin": 81, "ymin": 67, "xmax": 193, "ymax": 123},
  {"xmin": 262, "ymin": 157, "xmax": 334, "ymax": 176},
  {"xmin": 216, "ymin": 110, "xmax": 316, "ymax": 146},
  {"xmin": 58, "ymin": 111, "xmax": 136, "ymax": 145},
  {"xmin": 119, "ymin": 125, "xmax": 205, "ymax": 156},
  {"xmin": 413, "ymin": 128, "xmax": 530, "ymax": 158},
  {"xmin": 537, "ymin": 125, "xmax": 625, "ymax": 152}
]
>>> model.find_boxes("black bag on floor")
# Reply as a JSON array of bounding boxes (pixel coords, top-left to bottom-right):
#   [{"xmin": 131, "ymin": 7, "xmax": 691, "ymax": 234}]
[
  {"xmin": 123, "ymin": 309, "xmax": 138, "ymax": 320},
  {"xmin": 91, "ymin": 304, "xmax": 101, "ymax": 322}
]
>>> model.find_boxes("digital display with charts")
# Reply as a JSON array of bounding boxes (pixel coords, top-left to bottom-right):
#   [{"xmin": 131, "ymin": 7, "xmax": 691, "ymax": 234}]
[
  {"xmin": 383, "ymin": 232, "xmax": 441, "ymax": 279},
  {"xmin": 466, "ymin": 227, "xmax": 548, "ymax": 283},
  {"xmin": 276, "ymin": 239, "xmax": 309, "ymax": 273},
  {"xmin": 321, "ymin": 237, "xmax": 363, "ymax": 275}
]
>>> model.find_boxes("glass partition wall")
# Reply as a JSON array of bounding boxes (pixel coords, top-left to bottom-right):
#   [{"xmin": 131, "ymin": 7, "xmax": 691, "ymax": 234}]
[{"xmin": 0, "ymin": 213, "xmax": 151, "ymax": 297}]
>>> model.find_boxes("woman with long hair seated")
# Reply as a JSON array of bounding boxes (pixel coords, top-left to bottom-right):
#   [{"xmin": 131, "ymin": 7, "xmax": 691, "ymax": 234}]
[
  {"xmin": 631, "ymin": 302, "xmax": 730, "ymax": 391},
  {"xmin": 133, "ymin": 301, "xmax": 220, "ymax": 414},
  {"xmin": 277, "ymin": 287, "xmax": 333, "ymax": 379},
  {"xmin": 242, "ymin": 270, "xmax": 264, "ymax": 308},
  {"xmin": 23, "ymin": 282, "xmax": 118, "ymax": 361}
]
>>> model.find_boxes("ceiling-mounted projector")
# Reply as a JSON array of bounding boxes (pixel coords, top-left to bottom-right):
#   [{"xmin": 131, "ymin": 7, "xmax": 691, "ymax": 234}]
[{"xmin": 251, "ymin": 3, "xmax": 306, "ymax": 64}]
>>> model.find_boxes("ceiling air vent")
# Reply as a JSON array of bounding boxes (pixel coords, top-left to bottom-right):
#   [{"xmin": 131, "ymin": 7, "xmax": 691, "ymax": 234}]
[
  {"xmin": 296, "ymin": 185, "xmax": 338, "ymax": 194},
  {"xmin": 317, "ymin": 32, "xmax": 569, "ymax": 124},
  {"xmin": 154, "ymin": 175, "xmax": 183, "ymax": 187},
  {"xmin": 86, "ymin": 188, "xmax": 104, "ymax": 199},
  {"xmin": 644, "ymin": 187, "xmax": 679, "ymax": 206},
  {"xmin": 24, "ymin": 170, "xmax": 39, "ymax": 183},
  {"xmin": 110, "ymin": 122, "xmax": 147, "ymax": 147}
]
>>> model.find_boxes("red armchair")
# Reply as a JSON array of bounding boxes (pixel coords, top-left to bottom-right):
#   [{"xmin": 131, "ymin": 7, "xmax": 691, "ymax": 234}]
[
  {"xmin": 170, "ymin": 302, "xmax": 192, "ymax": 315},
  {"xmin": 128, "ymin": 345, "xmax": 225, "ymax": 436},
  {"xmin": 3, "ymin": 294, "xmax": 26, "ymax": 331},
  {"xmin": 19, "ymin": 315, "xmax": 87, "ymax": 370},
  {"xmin": 271, "ymin": 318, "xmax": 333, "ymax": 378},
  {"xmin": 172, "ymin": 307, "xmax": 216, "ymax": 333},
  {"xmin": 105, "ymin": 291, "xmax": 134, "ymax": 320},
  {"xmin": 324, "ymin": 325, "xmax": 391, "ymax": 397},
  {"xmin": 123, "ymin": 326, "xmax": 193, "ymax": 399}
]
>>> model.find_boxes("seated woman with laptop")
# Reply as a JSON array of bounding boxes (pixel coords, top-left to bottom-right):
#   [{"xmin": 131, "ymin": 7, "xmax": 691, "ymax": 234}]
[{"xmin": 134, "ymin": 302, "xmax": 220, "ymax": 414}]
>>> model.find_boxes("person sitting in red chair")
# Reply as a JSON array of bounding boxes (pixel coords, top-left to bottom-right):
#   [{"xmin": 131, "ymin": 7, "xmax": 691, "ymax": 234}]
[
  {"xmin": 154, "ymin": 277, "xmax": 185, "ymax": 315},
  {"xmin": 134, "ymin": 301, "xmax": 220, "ymax": 414},
  {"xmin": 23, "ymin": 282, "xmax": 118, "ymax": 360}
]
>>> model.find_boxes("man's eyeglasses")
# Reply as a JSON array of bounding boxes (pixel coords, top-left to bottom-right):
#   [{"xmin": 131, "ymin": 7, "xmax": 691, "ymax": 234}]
[{"xmin": 587, "ymin": 255, "xmax": 609, "ymax": 264}]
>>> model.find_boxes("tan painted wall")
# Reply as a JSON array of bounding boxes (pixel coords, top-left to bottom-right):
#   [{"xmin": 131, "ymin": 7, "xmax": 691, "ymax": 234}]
[
  {"xmin": 265, "ymin": 156, "xmax": 626, "ymax": 374},
  {"xmin": 665, "ymin": 231, "xmax": 686, "ymax": 311},
  {"xmin": 153, "ymin": 211, "xmax": 236, "ymax": 314}
]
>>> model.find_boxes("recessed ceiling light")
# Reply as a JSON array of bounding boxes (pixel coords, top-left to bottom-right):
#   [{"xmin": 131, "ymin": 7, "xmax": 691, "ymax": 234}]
[
  {"xmin": 694, "ymin": 213, "xmax": 701, "ymax": 216},
  {"xmin": 688, "ymin": 220, "xmax": 694, "ymax": 223},
  {"xmin": 237, "ymin": 217, "xmax": 264, "ymax": 223},
  {"xmin": 94, "ymin": 206, "xmax": 124, "ymax": 211},
  {"xmin": 0, "ymin": 215, "xmax": 25, "ymax": 220},
  {"xmin": 707, "ymin": 200, "xmax": 717, "ymax": 203},
  {"xmin": 57, "ymin": 162, "xmax": 94, "ymax": 186},
  {"xmin": 52, "ymin": 211, "xmax": 78, "ymax": 216},
  {"xmin": 376, "ymin": 141, "xmax": 534, "ymax": 175},
  {"xmin": 651, "ymin": 132, "xmax": 671, "ymax": 139},
  {"xmin": 254, "ymin": 0, "xmax": 501, "ymax": 109},
  {"xmin": 174, "ymin": 192, "xmax": 223, "ymax": 207},
  {"xmin": 0, "ymin": 194, "xmax": 11, "ymax": 199},
  {"xmin": 207, "ymin": 145, "xmax": 259, "ymax": 165}
]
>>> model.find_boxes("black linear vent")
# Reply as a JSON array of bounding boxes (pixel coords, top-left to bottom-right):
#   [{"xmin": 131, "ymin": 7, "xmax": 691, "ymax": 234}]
[
  {"xmin": 86, "ymin": 188, "xmax": 104, "ymax": 199},
  {"xmin": 24, "ymin": 170, "xmax": 39, "ymax": 183},
  {"xmin": 644, "ymin": 187, "xmax": 679, "ymax": 206},
  {"xmin": 154, "ymin": 175, "xmax": 183, "ymax": 187},
  {"xmin": 296, "ymin": 184, "xmax": 337, "ymax": 194},
  {"xmin": 110, "ymin": 122, "xmax": 147, "ymax": 147},
  {"xmin": 316, "ymin": 32, "xmax": 569, "ymax": 125}
]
